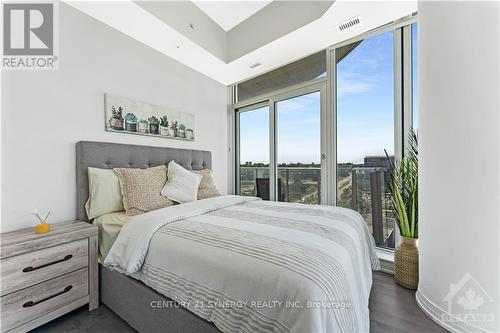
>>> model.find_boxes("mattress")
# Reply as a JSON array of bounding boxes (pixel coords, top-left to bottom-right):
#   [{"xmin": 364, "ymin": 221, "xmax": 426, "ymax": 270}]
[
  {"xmin": 93, "ymin": 212, "xmax": 129, "ymax": 261},
  {"xmin": 104, "ymin": 195, "xmax": 380, "ymax": 333}
]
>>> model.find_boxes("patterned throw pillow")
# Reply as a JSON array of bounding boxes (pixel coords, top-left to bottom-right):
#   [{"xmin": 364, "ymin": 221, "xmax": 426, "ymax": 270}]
[
  {"xmin": 194, "ymin": 169, "xmax": 221, "ymax": 200},
  {"xmin": 114, "ymin": 165, "xmax": 174, "ymax": 216}
]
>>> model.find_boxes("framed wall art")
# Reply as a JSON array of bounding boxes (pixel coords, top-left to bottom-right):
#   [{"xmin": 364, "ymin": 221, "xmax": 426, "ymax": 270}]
[{"xmin": 105, "ymin": 93, "xmax": 195, "ymax": 141}]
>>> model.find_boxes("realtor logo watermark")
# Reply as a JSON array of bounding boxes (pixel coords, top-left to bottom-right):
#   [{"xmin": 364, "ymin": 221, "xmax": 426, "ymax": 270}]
[
  {"xmin": 442, "ymin": 273, "xmax": 495, "ymax": 330},
  {"xmin": 2, "ymin": 1, "xmax": 59, "ymax": 69}
]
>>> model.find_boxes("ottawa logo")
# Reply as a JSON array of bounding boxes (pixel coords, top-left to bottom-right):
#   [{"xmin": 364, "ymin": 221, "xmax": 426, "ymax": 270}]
[{"xmin": 442, "ymin": 273, "xmax": 494, "ymax": 330}]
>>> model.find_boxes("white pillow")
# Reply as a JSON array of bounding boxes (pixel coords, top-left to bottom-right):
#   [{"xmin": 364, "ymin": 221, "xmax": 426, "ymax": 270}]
[{"xmin": 161, "ymin": 161, "xmax": 203, "ymax": 203}]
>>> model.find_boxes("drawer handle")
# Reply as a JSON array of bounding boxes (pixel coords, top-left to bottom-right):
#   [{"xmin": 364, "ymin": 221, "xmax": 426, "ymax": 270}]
[
  {"xmin": 23, "ymin": 285, "xmax": 73, "ymax": 308},
  {"xmin": 22, "ymin": 254, "xmax": 73, "ymax": 273}
]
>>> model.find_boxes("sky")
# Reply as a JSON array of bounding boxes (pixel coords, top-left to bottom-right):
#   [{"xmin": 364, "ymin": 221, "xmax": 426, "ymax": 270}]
[
  {"xmin": 239, "ymin": 92, "xmax": 321, "ymax": 164},
  {"xmin": 336, "ymin": 29, "xmax": 394, "ymax": 163},
  {"xmin": 239, "ymin": 25, "xmax": 418, "ymax": 165}
]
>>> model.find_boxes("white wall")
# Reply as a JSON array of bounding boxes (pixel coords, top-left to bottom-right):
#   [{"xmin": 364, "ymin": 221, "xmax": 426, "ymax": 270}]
[
  {"xmin": 417, "ymin": 1, "xmax": 500, "ymax": 332},
  {"xmin": 1, "ymin": 3, "xmax": 228, "ymax": 232}
]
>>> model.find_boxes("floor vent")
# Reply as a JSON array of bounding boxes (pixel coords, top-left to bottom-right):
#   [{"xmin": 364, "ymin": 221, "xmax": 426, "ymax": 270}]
[{"xmin": 338, "ymin": 17, "xmax": 361, "ymax": 31}]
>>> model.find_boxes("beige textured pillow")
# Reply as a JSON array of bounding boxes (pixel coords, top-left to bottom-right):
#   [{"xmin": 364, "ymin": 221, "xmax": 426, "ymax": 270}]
[
  {"xmin": 194, "ymin": 169, "xmax": 221, "ymax": 200},
  {"xmin": 114, "ymin": 165, "xmax": 174, "ymax": 216}
]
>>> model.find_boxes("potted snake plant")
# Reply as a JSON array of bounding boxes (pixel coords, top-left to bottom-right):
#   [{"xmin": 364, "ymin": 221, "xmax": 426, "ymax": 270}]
[{"xmin": 386, "ymin": 129, "xmax": 419, "ymax": 289}]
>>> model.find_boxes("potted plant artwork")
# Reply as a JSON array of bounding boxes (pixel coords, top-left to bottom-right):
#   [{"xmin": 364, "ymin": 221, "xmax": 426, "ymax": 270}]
[
  {"xmin": 108, "ymin": 106, "xmax": 124, "ymax": 130},
  {"xmin": 178, "ymin": 124, "xmax": 186, "ymax": 138},
  {"xmin": 148, "ymin": 116, "xmax": 160, "ymax": 135},
  {"xmin": 124, "ymin": 113, "xmax": 137, "ymax": 132},
  {"xmin": 138, "ymin": 119, "xmax": 149, "ymax": 133},
  {"xmin": 105, "ymin": 95, "xmax": 196, "ymax": 141},
  {"xmin": 159, "ymin": 116, "xmax": 169, "ymax": 136},
  {"xmin": 169, "ymin": 120, "xmax": 178, "ymax": 137}
]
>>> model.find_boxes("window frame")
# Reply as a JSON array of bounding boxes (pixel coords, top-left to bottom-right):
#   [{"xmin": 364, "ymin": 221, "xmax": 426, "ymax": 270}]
[
  {"xmin": 272, "ymin": 83, "xmax": 327, "ymax": 204},
  {"xmin": 234, "ymin": 101, "xmax": 270, "ymax": 197},
  {"xmin": 234, "ymin": 79, "xmax": 327, "ymax": 203},
  {"xmin": 230, "ymin": 15, "xmax": 418, "ymax": 253}
]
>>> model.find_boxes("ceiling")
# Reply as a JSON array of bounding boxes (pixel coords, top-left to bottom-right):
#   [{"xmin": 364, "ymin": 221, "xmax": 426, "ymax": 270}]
[
  {"xmin": 65, "ymin": 1, "xmax": 417, "ymax": 86},
  {"xmin": 192, "ymin": 1, "xmax": 272, "ymax": 31}
]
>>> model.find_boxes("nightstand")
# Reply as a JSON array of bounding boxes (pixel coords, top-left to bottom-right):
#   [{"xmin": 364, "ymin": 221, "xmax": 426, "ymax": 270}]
[{"xmin": 0, "ymin": 221, "xmax": 98, "ymax": 332}]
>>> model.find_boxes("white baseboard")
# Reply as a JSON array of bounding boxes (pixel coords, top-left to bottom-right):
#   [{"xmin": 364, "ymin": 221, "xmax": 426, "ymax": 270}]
[
  {"xmin": 379, "ymin": 257, "xmax": 394, "ymax": 274},
  {"xmin": 415, "ymin": 289, "xmax": 495, "ymax": 333},
  {"xmin": 376, "ymin": 249, "xmax": 394, "ymax": 274}
]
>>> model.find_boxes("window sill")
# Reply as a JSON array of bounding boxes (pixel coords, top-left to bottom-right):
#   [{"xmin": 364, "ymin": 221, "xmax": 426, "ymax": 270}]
[{"xmin": 376, "ymin": 248, "xmax": 394, "ymax": 274}]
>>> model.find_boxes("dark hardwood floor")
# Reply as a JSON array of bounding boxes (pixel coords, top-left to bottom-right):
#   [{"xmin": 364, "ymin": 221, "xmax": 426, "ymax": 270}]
[
  {"xmin": 32, "ymin": 272, "xmax": 446, "ymax": 333},
  {"xmin": 369, "ymin": 272, "xmax": 446, "ymax": 333}
]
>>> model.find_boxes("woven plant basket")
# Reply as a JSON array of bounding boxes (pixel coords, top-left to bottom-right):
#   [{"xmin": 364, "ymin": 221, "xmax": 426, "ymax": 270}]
[{"xmin": 394, "ymin": 236, "xmax": 419, "ymax": 290}]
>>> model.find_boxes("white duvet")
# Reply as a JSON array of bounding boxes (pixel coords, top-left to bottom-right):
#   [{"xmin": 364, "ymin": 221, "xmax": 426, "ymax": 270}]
[{"xmin": 105, "ymin": 195, "xmax": 380, "ymax": 333}]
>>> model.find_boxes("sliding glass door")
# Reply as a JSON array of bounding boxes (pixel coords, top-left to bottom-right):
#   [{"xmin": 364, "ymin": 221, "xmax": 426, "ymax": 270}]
[
  {"xmin": 236, "ymin": 104, "xmax": 270, "ymax": 199},
  {"xmin": 236, "ymin": 84, "xmax": 325, "ymax": 204},
  {"xmin": 276, "ymin": 91, "xmax": 322, "ymax": 204},
  {"xmin": 335, "ymin": 30, "xmax": 396, "ymax": 249}
]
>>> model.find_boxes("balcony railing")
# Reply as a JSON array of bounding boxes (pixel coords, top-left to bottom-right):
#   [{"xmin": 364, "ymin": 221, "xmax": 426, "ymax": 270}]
[
  {"xmin": 239, "ymin": 165, "xmax": 395, "ymax": 249},
  {"xmin": 341, "ymin": 166, "xmax": 395, "ymax": 249},
  {"xmin": 240, "ymin": 166, "xmax": 321, "ymax": 204}
]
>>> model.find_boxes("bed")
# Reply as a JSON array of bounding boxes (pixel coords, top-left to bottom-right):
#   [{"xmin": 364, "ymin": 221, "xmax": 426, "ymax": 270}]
[{"xmin": 76, "ymin": 141, "xmax": 380, "ymax": 333}]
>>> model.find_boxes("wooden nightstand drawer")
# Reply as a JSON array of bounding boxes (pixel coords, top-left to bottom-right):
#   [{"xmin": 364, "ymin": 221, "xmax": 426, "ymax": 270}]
[
  {"xmin": 1, "ymin": 239, "xmax": 88, "ymax": 296},
  {"xmin": 0, "ymin": 221, "xmax": 98, "ymax": 332},
  {"xmin": 0, "ymin": 268, "xmax": 88, "ymax": 332}
]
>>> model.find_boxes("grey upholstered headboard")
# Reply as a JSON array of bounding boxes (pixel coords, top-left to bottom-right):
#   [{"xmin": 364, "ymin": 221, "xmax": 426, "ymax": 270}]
[{"xmin": 76, "ymin": 141, "xmax": 212, "ymax": 222}]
